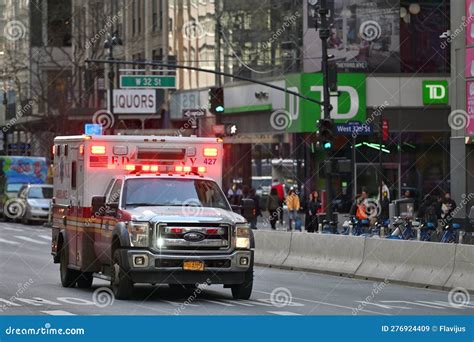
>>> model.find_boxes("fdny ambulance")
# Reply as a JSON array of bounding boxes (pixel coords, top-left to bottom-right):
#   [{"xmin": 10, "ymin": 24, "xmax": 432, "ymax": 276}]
[{"xmin": 50, "ymin": 135, "xmax": 254, "ymax": 300}]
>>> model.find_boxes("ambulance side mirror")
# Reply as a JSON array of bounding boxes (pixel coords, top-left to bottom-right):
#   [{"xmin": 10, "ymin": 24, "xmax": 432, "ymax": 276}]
[{"xmin": 91, "ymin": 196, "xmax": 106, "ymax": 216}]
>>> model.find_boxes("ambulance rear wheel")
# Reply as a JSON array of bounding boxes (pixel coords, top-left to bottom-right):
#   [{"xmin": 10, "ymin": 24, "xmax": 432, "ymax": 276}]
[
  {"xmin": 76, "ymin": 272, "xmax": 93, "ymax": 289},
  {"xmin": 111, "ymin": 250, "xmax": 133, "ymax": 299},
  {"xmin": 60, "ymin": 247, "xmax": 79, "ymax": 288}
]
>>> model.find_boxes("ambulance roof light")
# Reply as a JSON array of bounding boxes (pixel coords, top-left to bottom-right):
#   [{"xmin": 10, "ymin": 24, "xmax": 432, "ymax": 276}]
[{"xmin": 91, "ymin": 145, "xmax": 106, "ymax": 154}]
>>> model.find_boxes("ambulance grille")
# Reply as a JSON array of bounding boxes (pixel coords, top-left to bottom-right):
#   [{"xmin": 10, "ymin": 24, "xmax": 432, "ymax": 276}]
[{"xmin": 156, "ymin": 223, "xmax": 231, "ymax": 251}]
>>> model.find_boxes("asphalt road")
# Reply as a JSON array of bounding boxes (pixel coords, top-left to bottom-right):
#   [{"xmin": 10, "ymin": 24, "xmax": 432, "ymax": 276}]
[{"xmin": 0, "ymin": 221, "xmax": 473, "ymax": 316}]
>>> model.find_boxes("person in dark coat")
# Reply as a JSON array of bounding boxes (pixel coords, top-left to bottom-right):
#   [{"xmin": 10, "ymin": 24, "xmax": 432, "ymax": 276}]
[
  {"xmin": 305, "ymin": 191, "xmax": 321, "ymax": 233},
  {"xmin": 266, "ymin": 188, "xmax": 281, "ymax": 230},
  {"xmin": 248, "ymin": 188, "xmax": 261, "ymax": 230}
]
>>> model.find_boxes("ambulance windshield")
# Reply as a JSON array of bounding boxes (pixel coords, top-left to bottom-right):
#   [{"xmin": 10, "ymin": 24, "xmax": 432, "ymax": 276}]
[{"xmin": 123, "ymin": 178, "xmax": 229, "ymax": 210}]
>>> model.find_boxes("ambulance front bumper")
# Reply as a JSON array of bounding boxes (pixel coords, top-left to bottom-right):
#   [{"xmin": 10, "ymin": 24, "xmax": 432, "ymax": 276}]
[{"xmin": 118, "ymin": 249, "xmax": 253, "ymax": 285}]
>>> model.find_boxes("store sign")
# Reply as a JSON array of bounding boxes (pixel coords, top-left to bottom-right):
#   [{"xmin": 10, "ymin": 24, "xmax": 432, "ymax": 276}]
[
  {"xmin": 112, "ymin": 89, "xmax": 156, "ymax": 114},
  {"xmin": 466, "ymin": 81, "xmax": 474, "ymax": 136},
  {"xmin": 285, "ymin": 73, "xmax": 366, "ymax": 133},
  {"xmin": 422, "ymin": 80, "xmax": 448, "ymax": 105},
  {"xmin": 467, "ymin": 0, "xmax": 474, "ymax": 45}
]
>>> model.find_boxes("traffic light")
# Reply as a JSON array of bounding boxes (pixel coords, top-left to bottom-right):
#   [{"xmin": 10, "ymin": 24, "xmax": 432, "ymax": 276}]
[
  {"xmin": 316, "ymin": 118, "xmax": 334, "ymax": 151},
  {"xmin": 209, "ymin": 87, "xmax": 224, "ymax": 114}
]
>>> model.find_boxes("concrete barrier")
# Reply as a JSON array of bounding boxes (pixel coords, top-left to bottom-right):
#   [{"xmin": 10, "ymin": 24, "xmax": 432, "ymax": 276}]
[
  {"xmin": 445, "ymin": 244, "xmax": 474, "ymax": 291},
  {"xmin": 355, "ymin": 239, "xmax": 456, "ymax": 288},
  {"xmin": 282, "ymin": 233, "xmax": 366, "ymax": 275},
  {"xmin": 253, "ymin": 230, "xmax": 292, "ymax": 266}
]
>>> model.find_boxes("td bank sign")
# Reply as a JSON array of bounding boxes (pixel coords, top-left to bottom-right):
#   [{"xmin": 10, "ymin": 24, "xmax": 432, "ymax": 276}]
[{"xmin": 285, "ymin": 73, "xmax": 366, "ymax": 133}]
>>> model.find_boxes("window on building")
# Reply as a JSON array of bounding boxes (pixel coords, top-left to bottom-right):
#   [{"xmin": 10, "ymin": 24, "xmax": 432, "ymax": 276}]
[{"xmin": 152, "ymin": 0, "xmax": 158, "ymax": 32}]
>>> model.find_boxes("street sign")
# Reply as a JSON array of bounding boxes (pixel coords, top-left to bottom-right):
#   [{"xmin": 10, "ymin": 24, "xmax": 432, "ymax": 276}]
[
  {"xmin": 85, "ymin": 124, "xmax": 103, "ymax": 135},
  {"xmin": 183, "ymin": 108, "xmax": 206, "ymax": 117},
  {"xmin": 112, "ymin": 89, "xmax": 156, "ymax": 114},
  {"xmin": 335, "ymin": 121, "xmax": 373, "ymax": 136},
  {"xmin": 120, "ymin": 75, "xmax": 176, "ymax": 89}
]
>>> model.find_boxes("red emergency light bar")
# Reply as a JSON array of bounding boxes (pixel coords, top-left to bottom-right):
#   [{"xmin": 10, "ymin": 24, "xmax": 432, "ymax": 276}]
[{"xmin": 120, "ymin": 164, "xmax": 207, "ymax": 174}]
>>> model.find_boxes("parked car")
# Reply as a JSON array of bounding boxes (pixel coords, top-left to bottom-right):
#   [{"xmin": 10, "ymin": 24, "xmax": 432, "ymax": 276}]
[{"xmin": 17, "ymin": 184, "xmax": 53, "ymax": 224}]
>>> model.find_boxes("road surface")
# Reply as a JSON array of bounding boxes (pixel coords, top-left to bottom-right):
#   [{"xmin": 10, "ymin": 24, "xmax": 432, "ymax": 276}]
[{"xmin": 0, "ymin": 221, "xmax": 473, "ymax": 316}]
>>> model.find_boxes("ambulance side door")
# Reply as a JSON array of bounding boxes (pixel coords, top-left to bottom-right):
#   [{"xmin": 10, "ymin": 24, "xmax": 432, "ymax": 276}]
[{"xmin": 100, "ymin": 179, "xmax": 123, "ymax": 264}]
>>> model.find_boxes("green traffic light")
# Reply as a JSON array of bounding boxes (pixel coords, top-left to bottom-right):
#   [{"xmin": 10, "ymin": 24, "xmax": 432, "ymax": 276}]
[
  {"xmin": 215, "ymin": 105, "xmax": 225, "ymax": 112},
  {"xmin": 323, "ymin": 141, "xmax": 332, "ymax": 150}
]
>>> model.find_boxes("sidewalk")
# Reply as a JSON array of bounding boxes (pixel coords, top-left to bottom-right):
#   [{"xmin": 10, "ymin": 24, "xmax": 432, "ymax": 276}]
[{"xmin": 255, "ymin": 211, "xmax": 307, "ymax": 231}]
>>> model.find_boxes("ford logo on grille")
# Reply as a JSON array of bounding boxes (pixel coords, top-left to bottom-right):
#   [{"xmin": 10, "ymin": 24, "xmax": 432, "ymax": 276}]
[{"xmin": 183, "ymin": 232, "xmax": 206, "ymax": 242}]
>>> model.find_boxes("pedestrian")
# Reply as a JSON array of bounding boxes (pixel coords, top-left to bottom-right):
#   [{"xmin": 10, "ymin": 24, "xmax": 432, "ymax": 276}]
[
  {"xmin": 271, "ymin": 178, "xmax": 286, "ymax": 224},
  {"xmin": 379, "ymin": 191, "xmax": 390, "ymax": 221},
  {"xmin": 249, "ymin": 188, "xmax": 261, "ymax": 230},
  {"xmin": 441, "ymin": 191, "xmax": 456, "ymax": 221},
  {"xmin": 350, "ymin": 191, "xmax": 368, "ymax": 220},
  {"xmin": 305, "ymin": 191, "xmax": 321, "ymax": 233},
  {"xmin": 227, "ymin": 183, "xmax": 242, "ymax": 205},
  {"xmin": 286, "ymin": 189, "xmax": 300, "ymax": 231},
  {"xmin": 266, "ymin": 188, "xmax": 280, "ymax": 230}
]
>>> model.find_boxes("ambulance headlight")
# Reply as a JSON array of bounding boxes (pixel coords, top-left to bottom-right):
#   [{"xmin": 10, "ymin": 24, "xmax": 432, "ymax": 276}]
[
  {"xmin": 127, "ymin": 222, "xmax": 149, "ymax": 247},
  {"xmin": 235, "ymin": 224, "xmax": 250, "ymax": 249}
]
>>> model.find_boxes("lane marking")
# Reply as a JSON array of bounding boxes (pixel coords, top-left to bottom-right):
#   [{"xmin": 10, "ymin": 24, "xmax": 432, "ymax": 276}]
[
  {"xmin": 267, "ymin": 311, "xmax": 302, "ymax": 316},
  {"xmin": 14, "ymin": 236, "xmax": 49, "ymax": 245},
  {"xmin": 38, "ymin": 235, "xmax": 51, "ymax": 240},
  {"xmin": 255, "ymin": 290, "xmax": 389, "ymax": 315},
  {"xmin": 0, "ymin": 238, "xmax": 20, "ymax": 245},
  {"xmin": 221, "ymin": 299, "xmax": 254, "ymax": 306},
  {"xmin": 162, "ymin": 300, "xmax": 199, "ymax": 307},
  {"xmin": 41, "ymin": 310, "xmax": 76, "ymax": 316},
  {"xmin": 245, "ymin": 299, "xmax": 274, "ymax": 307},
  {"xmin": 355, "ymin": 301, "xmax": 410, "ymax": 310},
  {"xmin": 380, "ymin": 300, "xmax": 445, "ymax": 309},
  {"xmin": 201, "ymin": 299, "xmax": 235, "ymax": 307},
  {"xmin": 1, "ymin": 227, "xmax": 22, "ymax": 232}
]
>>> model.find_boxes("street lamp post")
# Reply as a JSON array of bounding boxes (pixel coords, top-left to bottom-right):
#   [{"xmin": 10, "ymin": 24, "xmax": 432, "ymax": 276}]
[{"xmin": 104, "ymin": 31, "xmax": 122, "ymax": 132}]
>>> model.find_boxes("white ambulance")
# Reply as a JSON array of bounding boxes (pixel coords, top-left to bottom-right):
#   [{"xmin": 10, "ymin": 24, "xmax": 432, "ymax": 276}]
[{"xmin": 50, "ymin": 135, "xmax": 254, "ymax": 300}]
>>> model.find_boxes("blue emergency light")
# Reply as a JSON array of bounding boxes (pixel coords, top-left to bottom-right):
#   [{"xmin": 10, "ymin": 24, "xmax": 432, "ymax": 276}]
[{"xmin": 85, "ymin": 124, "xmax": 103, "ymax": 135}]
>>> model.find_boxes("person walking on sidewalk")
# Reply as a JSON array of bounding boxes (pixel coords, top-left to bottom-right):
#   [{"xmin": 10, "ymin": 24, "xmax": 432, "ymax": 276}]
[
  {"xmin": 266, "ymin": 188, "xmax": 281, "ymax": 230},
  {"xmin": 248, "ymin": 188, "xmax": 261, "ymax": 230},
  {"xmin": 271, "ymin": 178, "xmax": 286, "ymax": 224},
  {"xmin": 305, "ymin": 191, "xmax": 321, "ymax": 233},
  {"xmin": 286, "ymin": 189, "xmax": 301, "ymax": 231}
]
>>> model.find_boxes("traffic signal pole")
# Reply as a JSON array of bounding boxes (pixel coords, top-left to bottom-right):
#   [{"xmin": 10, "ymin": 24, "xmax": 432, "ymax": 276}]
[{"xmin": 316, "ymin": 0, "xmax": 335, "ymax": 221}]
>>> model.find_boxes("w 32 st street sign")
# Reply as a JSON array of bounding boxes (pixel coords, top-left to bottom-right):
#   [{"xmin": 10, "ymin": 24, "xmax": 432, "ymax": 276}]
[{"xmin": 120, "ymin": 75, "xmax": 176, "ymax": 89}]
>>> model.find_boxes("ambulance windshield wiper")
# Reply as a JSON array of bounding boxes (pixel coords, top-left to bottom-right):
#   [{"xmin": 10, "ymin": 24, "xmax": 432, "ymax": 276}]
[{"xmin": 125, "ymin": 202, "xmax": 157, "ymax": 207}]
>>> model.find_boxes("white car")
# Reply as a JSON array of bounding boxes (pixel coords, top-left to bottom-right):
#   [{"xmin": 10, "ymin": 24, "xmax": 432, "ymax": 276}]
[{"xmin": 17, "ymin": 184, "xmax": 53, "ymax": 224}]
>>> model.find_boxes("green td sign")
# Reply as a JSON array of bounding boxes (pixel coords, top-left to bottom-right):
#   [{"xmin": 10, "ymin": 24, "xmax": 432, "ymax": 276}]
[
  {"xmin": 284, "ymin": 73, "xmax": 366, "ymax": 133},
  {"xmin": 422, "ymin": 80, "xmax": 448, "ymax": 105}
]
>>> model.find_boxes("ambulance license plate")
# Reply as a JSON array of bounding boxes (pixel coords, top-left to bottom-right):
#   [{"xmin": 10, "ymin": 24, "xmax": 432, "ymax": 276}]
[{"xmin": 183, "ymin": 260, "xmax": 204, "ymax": 271}]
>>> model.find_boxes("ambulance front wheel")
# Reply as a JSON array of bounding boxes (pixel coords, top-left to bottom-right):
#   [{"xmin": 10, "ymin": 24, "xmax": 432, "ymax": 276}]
[
  {"xmin": 60, "ymin": 247, "xmax": 79, "ymax": 288},
  {"xmin": 111, "ymin": 250, "xmax": 134, "ymax": 299}
]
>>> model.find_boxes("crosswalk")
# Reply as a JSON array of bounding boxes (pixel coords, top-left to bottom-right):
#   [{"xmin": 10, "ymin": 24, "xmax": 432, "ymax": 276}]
[{"xmin": 0, "ymin": 222, "xmax": 51, "ymax": 247}]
